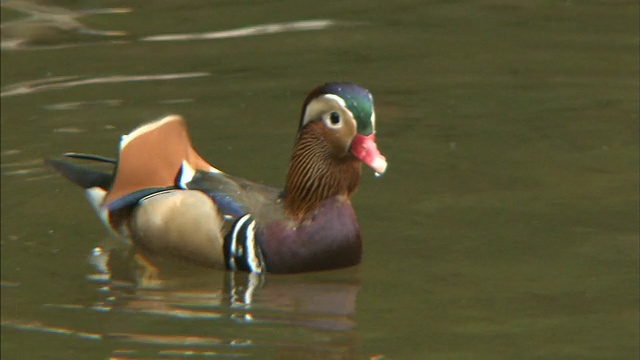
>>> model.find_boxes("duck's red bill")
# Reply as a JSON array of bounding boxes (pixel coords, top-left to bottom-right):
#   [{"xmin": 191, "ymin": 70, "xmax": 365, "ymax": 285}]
[{"xmin": 350, "ymin": 134, "xmax": 387, "ymax": 175}]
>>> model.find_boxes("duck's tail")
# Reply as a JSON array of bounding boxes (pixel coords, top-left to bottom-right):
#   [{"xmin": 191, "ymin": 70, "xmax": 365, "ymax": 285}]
[
  {"xmin": 45, "ymin": 153, "xmax": 116, "ymax": 216},
  {"xmin": 45, "ymin": 153, "xmax": 115, "ymax": 190}
]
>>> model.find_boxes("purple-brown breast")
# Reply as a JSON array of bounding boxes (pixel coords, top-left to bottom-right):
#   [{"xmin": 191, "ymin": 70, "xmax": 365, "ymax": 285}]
[{"xmin": 259, "ymin": 196, "xmax": 362, "ymax": 273}]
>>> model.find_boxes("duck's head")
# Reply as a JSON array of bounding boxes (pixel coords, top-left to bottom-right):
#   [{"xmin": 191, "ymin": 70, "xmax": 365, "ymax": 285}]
[{"xmin": 297, "ymin": 82, "xmax": 387, "ymax": 175}]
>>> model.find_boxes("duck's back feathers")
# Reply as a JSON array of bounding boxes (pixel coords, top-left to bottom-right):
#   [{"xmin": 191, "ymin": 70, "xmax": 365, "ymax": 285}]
[{"xmin": 104, "ymin": 115, "xmax": 220, "ymax": 207}]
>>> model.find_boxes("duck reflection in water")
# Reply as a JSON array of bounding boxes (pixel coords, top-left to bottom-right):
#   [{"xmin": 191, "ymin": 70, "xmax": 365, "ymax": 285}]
[{"xmin": 87, "ymin": 243, "xmax": 362, "ymax": 358}]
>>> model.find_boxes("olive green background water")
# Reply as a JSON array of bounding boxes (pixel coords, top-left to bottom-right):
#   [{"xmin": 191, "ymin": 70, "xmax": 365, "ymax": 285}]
[{"xmin": 1, "ymin": 1, "xmax": 638, "ymax": 359}]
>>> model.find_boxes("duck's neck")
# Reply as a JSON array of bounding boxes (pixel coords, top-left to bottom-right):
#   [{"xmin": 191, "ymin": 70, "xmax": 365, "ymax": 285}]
[{"xmin": 283, "ymin": 125, "xmax": 361, "ymax": 220}]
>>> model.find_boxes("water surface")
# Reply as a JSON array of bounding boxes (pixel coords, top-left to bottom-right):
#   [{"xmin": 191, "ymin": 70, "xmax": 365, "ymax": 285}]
[{"xmin": 1, "ymin": 1, "xmax": 638, "ymax": 359}]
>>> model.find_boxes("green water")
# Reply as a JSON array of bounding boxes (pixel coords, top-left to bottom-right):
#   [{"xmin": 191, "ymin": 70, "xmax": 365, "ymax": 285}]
[{"xmin": 1, "ymin": 1, "xmax": 638, "ymax": 359}]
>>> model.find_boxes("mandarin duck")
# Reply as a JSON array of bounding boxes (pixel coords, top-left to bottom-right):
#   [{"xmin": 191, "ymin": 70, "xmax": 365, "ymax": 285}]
[{"xmin": 46, "ymin": 82, "xmax": 387, "ymax": 274}]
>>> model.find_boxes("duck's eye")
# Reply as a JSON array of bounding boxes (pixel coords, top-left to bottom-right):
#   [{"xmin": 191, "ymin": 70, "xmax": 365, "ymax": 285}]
[
  {"xmin": 329, "ymin": 112, "xmax": 340, "ymax": 124},
  {"xmin": 323, "ymin": 111, "xmax": 342, "ymax": 129}
]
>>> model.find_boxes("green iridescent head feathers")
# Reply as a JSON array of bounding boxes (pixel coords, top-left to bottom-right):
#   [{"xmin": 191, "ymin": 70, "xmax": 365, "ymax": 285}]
[{"xmin": 300, "ymin": 82, "xmax": 376, "ymax": 136}]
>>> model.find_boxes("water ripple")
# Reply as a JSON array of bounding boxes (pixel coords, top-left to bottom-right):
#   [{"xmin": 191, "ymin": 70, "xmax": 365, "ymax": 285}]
[
  {"xmin": 0, "ymin": 72, "xmax": 211, "ymax": 98},
  {"xmin": 141, "ymin": 19, "xmax": 339, "ymax": 42}
]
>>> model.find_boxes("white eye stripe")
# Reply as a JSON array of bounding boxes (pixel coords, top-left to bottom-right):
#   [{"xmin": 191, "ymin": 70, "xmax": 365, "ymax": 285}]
[
  {"xmin": 301, "ymin": 94, "xmax": 351, "ymax": 127},
  {"xmin": 322, "ymin": 94, "xmax": 347, "ymax": 107}
]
